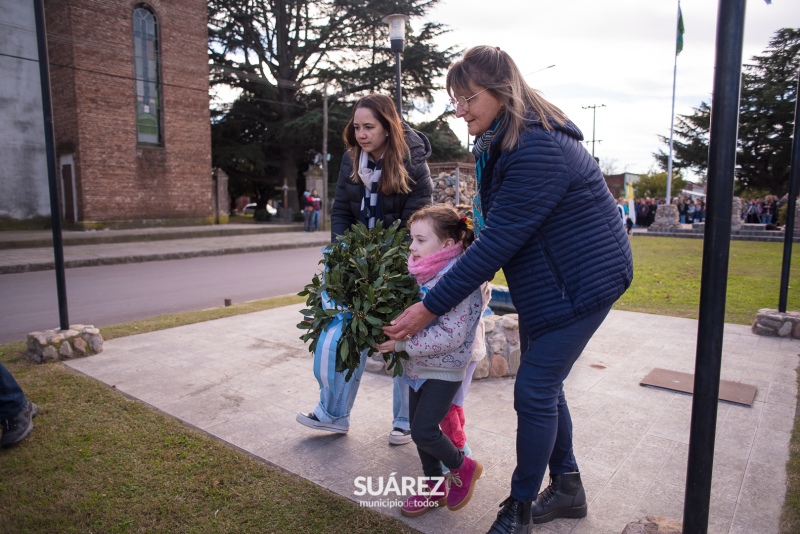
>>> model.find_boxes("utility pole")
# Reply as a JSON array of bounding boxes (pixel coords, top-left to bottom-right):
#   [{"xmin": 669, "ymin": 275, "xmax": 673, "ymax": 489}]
[{"xmin": 582, "ymin": 104, "xmax": 606, "ymax": 159}]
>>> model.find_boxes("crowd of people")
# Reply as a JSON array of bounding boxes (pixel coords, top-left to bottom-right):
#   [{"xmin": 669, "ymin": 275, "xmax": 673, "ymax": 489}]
[
  {"xmin": 616, "ymin": 193, "xmax": 791, "ymax": 230},
  {"xmin": 742, "ymin": 194, "xmax": 786, "ymax": 225}
]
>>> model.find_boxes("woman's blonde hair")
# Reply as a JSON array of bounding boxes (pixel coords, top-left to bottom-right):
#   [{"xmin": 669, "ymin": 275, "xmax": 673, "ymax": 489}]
[
  {"xmin": 343, "ymin": 94, "xmax": 412, "ymax": 195},
  {"xmin": 446, "ymin": 46, "xmax": 569, "ymax": 151}
]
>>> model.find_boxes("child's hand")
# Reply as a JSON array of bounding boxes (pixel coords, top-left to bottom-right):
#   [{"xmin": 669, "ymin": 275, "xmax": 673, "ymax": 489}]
[{"xmin": 375, "ymin": 340, "xmax": 396, "ymax": 353}]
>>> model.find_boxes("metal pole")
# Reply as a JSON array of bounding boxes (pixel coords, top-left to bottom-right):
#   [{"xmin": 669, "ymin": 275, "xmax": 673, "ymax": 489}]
[
  {"xmin": 34, "ymin": 0, "xmax": 69, "ymax": 330},
  {"xmin": 322, "ymin": 89, "xmax": 329, "ymax": 233},
  {"xmin": 394, "ymin": 50, "xmax": 402, "ymax": 115},
  {"xmin": 666, "ymin": 1, "xmax": 681, "ymax": 205},
  {"xmin": 779, "ymin": 68, "xmax": 800, "ymax": 313},
  {"xmin": 582, "ymin": 104, "xmax": 605, "ymax": 159},
  {"xmin": 682, "ymin": 1, "xmax": 746, "ymax": 532}
]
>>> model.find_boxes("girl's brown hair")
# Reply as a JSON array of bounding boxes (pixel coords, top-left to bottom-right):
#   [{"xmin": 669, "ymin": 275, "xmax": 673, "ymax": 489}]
[
  {"xmin": 407, "ymin": 204, "xmax": 475, "ymax": 250},
  {"xmin": 446, "ymin": 45, "xmax": 569, "ymax": 151},
  {"xmin": 343, "ymin": 94, "xmax": 412, "ymax": 195}
]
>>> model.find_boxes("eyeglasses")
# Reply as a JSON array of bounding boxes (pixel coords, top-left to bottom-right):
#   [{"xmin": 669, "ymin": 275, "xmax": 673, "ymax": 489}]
[{"xmin": 449, "ymin": 88, "xmax": 488, "ymax": 112}]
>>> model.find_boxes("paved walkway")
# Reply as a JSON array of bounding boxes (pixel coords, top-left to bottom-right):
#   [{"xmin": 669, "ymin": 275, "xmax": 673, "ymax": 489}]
[{"xmin": 64, "ymin": 303, "xmax": 799, "ymax": 534}]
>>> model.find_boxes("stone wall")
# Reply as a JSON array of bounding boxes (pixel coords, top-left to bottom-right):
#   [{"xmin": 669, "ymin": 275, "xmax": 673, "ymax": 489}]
[
  {"xmin": 26, "ymin": 325, "xmax": 104, "ymax": 363},
  {"xmin": 752, "ymin": 309, "xmax": 800, "ymax": 339},
  {"xmin": 431, "ymin": 169, "xmax": 477, "ymax": 212}
]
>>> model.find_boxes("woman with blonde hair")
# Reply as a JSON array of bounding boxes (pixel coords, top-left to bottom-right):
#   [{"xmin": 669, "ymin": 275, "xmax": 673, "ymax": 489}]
[
  {"xmin": 297, "ymin": 93, "xmax": 433, "ymax": 446},
  {"xmin": 384, "ymin": 46, "xmax": 633, "ymax": 532}
]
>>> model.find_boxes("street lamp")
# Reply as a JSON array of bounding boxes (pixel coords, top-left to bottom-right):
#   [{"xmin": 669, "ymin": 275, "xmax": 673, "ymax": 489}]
[{"xmin": 382, "ymin": 13, "xmax": 409, "ymax": 115}]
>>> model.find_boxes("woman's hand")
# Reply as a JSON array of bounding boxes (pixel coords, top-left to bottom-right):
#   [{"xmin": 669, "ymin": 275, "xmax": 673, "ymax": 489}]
[
  {"xmin": 374, "ymin": 340, "xmax": 396, "ymax": 353},
  {"xmin": 382, "ymin": 302, "xmax": 436, "ymax": 340}
]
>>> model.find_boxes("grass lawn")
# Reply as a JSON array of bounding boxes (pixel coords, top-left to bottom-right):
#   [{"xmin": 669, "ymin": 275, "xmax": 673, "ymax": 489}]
[{"xmin": 1, "ymin": 236, "xmax": 798, "ymax": 532}]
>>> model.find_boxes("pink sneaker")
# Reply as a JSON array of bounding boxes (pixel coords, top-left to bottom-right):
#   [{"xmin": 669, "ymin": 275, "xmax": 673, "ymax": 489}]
[
  {"xmin": 401, "ymin": 480, "xmax": 447, "ymax": 517},
  {"xmin": 446, "ymin": 456, "xmax": 483, "ymax": 511}
]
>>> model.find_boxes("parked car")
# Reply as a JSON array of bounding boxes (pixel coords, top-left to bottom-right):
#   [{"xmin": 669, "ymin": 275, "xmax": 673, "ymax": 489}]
[{"xmin": 243, "ymin": 203, "xmax": 276, "ymax": 216}]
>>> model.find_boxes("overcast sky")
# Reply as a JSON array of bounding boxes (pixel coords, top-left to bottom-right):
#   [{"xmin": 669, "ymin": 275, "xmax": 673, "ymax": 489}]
[{"xmin": 411, "ymin": 0, "xmax": 799, "ymax": 181}]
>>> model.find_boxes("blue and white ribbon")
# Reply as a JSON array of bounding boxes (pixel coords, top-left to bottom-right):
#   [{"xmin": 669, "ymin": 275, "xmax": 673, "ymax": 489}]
[{"xmin": 312, "ymin": 284, "xmax": 352, "ymax": 389}]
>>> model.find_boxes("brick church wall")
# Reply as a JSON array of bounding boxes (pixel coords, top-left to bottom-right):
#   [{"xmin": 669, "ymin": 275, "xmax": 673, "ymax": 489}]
[{"xmin": 46, "ymin": 0, "xmax": 212, "ymax": 227}]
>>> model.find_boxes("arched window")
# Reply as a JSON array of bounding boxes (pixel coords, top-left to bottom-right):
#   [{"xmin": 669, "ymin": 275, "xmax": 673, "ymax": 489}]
[{"xmin": 133, "ymin": 5, "xmax": 162, "ymax": 145}]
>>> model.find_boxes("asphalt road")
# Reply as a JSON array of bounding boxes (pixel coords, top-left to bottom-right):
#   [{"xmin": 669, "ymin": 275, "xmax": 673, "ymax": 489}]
[{"xmin": 0, "ymin": 246, "xmax": 325, "ymax": 344}]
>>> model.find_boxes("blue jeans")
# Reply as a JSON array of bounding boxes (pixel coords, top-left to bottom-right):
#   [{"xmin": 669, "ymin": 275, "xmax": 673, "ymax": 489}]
[
  {"xmin": 313, "ymin": 351, "xmax": 409, "ymax": 431},
  {"xmin": 510, "ymin": 305, "xmax": 612, "ymax": 502},
  {"xmin": 0, "ymin": 363, "xmax": 26, "ymax": 420},
  {"xmin": 312, "ymin": 210, "xmax": 320, "ymax": 231}
]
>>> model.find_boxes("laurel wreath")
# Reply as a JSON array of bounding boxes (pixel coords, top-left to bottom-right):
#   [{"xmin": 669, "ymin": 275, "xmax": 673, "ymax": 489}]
[{"xmin": 297, "ymin": 221, "xmax": 420, "ymax": 380}]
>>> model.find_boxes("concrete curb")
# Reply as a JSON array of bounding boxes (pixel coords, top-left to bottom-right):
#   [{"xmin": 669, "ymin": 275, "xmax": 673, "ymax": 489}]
[{"xmin": 0, "ymin": 239, "xmax": 331, "ymax": 274}]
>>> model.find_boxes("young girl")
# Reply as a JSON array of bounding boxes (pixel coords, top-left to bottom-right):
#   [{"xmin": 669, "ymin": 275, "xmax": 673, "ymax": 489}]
[{"xmin": 375, "ymin": 204, "xmax": 484, "ymax": 517}]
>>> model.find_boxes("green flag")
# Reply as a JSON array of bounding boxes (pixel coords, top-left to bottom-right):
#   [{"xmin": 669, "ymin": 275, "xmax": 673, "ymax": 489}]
[{"xmin": 676, "ymin": 6, "xmax": 685, "ymax": 55}]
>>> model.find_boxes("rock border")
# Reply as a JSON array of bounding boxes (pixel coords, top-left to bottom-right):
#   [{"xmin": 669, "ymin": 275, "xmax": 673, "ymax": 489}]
[{"xmin": 26, "ymin": 325, "xmax": 104, "ymax": 363}]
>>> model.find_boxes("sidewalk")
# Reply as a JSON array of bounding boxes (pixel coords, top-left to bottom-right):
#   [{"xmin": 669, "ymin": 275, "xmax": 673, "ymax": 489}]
[
  {"xmin": 0, "ymin": 224, "xmax": 331, "ymax": 274},
  {"xmin": 64, "ymin": 303, "xmax": 799, "ymax": 534}
]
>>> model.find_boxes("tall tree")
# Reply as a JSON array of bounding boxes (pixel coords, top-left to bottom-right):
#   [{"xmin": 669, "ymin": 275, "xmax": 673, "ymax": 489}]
[
  {"xmin": 208, "ymin": 0, "xmax": 457, "ymax": 210},
  {"xmin": 634, "ymin": 170, "xmax": 686, "ymax": 200},
  {"xmin": 654, "ymin": 28, "xmax": 800, "ymax": 195}
]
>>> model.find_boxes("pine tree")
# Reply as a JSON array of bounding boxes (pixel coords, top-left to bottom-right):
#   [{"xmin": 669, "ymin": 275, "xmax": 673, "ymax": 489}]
[{"xmin": 654, "ymin": 28, "xmax": 800, "ymax": 195}]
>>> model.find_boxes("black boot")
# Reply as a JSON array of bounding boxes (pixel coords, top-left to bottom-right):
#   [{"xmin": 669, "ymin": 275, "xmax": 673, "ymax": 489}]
[
  {"xmin": 530, "ymin": 472, "xmax": 587, "ymax": 524},
  {"xmin": 487, "ymin": 496, "xmax": 531, "ymax": 534}
]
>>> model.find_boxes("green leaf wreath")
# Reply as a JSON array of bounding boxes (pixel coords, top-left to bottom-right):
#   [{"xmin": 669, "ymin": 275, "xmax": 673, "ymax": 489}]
[{"xmin": 297, "ymin": 221, "xmax": 420, "ymax": 380}]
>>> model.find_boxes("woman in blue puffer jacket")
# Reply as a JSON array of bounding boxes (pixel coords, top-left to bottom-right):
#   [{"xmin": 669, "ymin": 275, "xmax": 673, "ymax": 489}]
[{"xmin": 384, "ymin": 46, "xmax": 633, "ymax": 533}]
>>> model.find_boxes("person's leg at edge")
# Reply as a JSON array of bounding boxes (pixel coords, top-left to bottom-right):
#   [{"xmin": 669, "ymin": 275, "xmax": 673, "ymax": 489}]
[
  {"xmin": 0, "ymin": 363, "xmax": 26, "ymax": 420},
  {"xmin": 0, "ymin": 363, "xmax": 38, "ymax": 448},
  {"xmin": 311, "ymin": 349, "xmax": 368, "ymax": 429}
]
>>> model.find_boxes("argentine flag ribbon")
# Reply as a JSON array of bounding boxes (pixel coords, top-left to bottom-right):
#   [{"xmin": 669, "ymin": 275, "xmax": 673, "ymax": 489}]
[{"xmin": 312, "ymin": 287, "xmax": 352, "ymax": 390}]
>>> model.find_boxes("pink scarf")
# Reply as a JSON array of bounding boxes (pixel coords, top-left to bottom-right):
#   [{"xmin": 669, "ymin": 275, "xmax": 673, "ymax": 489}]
[{"xmin": 407, "ymin": 244, "xmax": 463, "ymax": 285}]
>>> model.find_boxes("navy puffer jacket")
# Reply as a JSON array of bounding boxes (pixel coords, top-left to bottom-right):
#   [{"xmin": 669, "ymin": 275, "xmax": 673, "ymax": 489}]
[
  {"xmin": 330, "ymin": 124, "xmax": 433, "ymax": 239},
  {"xmin": 423, "ymin": 116, "xmax": 633, "ymax": 339}
]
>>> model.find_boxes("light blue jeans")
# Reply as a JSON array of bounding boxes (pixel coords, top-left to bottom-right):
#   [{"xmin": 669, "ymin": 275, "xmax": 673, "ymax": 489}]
[{"xmin": 313, "ymin": 350, "xmax": 409, "ymax": 431}]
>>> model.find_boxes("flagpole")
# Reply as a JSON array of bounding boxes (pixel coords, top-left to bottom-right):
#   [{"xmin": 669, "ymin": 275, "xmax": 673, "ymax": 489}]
[{"xmin": 666, "ymin": 1, "xmax": 682, "ymax": 206}]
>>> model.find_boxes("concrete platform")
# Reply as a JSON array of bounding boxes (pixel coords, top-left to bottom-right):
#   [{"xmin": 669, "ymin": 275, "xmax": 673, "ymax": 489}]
[{"xmin": 64, "ymin": 304, "xmax": 799, "ymax": 534}]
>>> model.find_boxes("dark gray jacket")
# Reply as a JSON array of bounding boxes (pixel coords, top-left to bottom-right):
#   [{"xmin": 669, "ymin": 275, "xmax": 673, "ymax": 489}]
[{"xmin": 330, "ymin": 124, "xmax": 433, "ymax": 239}]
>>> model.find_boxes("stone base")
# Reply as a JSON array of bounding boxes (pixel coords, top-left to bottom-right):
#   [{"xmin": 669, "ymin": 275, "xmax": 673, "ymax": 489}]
[
  {"xmin": 26, "ymin": 325, "xmax": 104, "ymax": 363},
  {"xmin": 752, "ymin": 309, "xmax": 800, "ymax": 338},
  {"xmin": 621, "ymin": 516, "xmax": 682, "ymax": 534},
  {"xmin": 649, "ymin": 204, "xmax": 681, "ymax": 230}
]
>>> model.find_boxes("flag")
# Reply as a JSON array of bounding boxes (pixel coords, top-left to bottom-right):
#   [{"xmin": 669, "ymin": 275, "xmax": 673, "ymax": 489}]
[{"xmin": 676, "ymin": 5, "xmax": 685, "ymax": 55}]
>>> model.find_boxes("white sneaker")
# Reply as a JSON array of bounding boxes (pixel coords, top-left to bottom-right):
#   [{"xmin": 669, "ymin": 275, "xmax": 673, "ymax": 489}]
[
  {"xmin": 295, "ymin": 412, "xmax": 348, "ymax": 434},
  {"xmin": 388, "ymin": 427, "xmax": 412, "ymax": 445}
]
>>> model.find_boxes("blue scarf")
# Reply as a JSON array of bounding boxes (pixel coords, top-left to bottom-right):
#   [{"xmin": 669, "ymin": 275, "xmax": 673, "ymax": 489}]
[{"xmin": 471, "ymin": 115, "xmax": 505, "ymax": 237}]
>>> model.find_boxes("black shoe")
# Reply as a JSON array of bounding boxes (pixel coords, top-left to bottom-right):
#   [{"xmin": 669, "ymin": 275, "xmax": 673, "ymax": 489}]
[
  {"xmin": 530, "ymin": 472, "xmax": 587, "ymax": 524},
  {"xmin": 487, "ymin": 496, "xmax": 531, "ymax": 533},
  {"xmin": 1, "ymin": 401, "xmax": 39, "ymax": 448}
]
